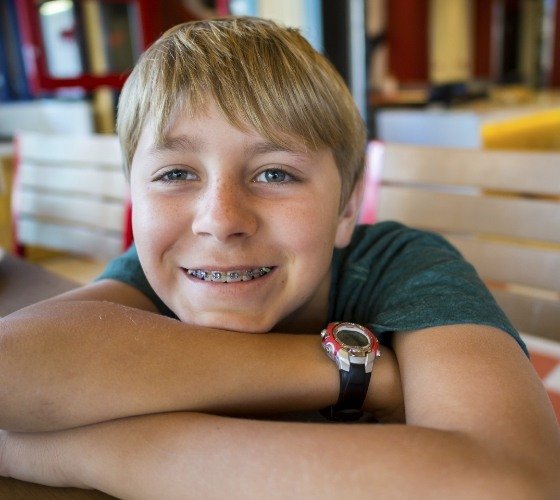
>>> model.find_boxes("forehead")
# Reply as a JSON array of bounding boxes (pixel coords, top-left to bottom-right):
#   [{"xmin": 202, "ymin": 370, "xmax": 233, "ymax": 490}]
[{"xmin": 142, "ymin": 99, "xmax": 315, "ymax": 157}]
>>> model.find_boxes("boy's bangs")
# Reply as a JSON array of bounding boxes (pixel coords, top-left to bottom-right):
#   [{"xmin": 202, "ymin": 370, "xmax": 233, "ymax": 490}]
[{"xmin": 148, "ymin": 38, "xmax": 343, "ymax": 156}]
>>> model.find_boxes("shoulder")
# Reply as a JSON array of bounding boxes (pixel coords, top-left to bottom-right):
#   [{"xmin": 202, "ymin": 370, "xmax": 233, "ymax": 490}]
[
  {"xmin": 331, "ymin": 222, "xmax": 525, "ymax": 353},
  {"xmin": 332, "ymin": 222, "xmax": 465, "ymax": 295},
  {"xmin": 340, "ymin": 221, "xmax": 460, "ymax": 263},
  {"xmin": 96, "ymin": 245, "xmax": 176, "ymax": 317}
]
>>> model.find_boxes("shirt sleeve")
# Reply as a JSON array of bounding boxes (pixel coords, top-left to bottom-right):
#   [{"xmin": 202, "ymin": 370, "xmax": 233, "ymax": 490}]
[
  {"xmin": 330, "ymin": 222, "xmax": 527, "ymax": 356},
  {"xmin": 95, "ymin": 244, "xmax": 176, "ymax": 317}
]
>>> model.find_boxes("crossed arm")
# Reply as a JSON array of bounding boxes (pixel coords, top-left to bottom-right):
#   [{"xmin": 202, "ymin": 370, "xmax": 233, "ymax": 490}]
[{"xmin": 1, "ymin": 280, "xmax": 559, "ymax": 498}]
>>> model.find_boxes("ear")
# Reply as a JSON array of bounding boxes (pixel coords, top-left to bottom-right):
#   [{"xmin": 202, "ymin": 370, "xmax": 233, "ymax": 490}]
[{"xmin": 334, "ymin": 177, "xmax": 364, "ymax": 248}]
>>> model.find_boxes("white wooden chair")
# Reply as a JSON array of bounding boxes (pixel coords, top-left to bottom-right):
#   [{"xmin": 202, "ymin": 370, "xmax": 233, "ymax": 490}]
[
  {"xmin": 360, "ymin": 142, "xmax": 560, "ymax": 341},
  {"xmin": 12, "ymin": 132, "xmax": 132, "ymax": 262}
]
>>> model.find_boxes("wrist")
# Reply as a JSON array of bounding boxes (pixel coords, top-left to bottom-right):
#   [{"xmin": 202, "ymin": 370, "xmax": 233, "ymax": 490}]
[
  {"xmin": 319, "ymin": 322, "xmax": 381, "ymax": 421},
  {"xmin": 364, "ymin": 345, "xmax": 404, "ymax": 422}
]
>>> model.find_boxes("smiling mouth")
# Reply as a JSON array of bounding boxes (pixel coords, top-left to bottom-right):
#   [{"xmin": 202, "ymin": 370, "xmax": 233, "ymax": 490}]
[{"xmin": 186, "ymin": 267, "xmax": 273, "ymax": 283}]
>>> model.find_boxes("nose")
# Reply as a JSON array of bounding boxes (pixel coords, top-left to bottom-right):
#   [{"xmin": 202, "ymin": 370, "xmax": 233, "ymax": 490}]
[{"xmin": 191, "ymin": 180, "xmax": 257, "ymax": 242}]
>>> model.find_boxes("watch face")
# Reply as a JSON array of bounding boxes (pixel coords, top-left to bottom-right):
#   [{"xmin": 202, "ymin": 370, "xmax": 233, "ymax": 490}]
[{"xmin": 335, "ymin": 328, "xmax": 370, "ymax": 348}]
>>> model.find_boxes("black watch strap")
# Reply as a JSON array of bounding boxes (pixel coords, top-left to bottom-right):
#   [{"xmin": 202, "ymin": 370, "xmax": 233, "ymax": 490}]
[{"xmin": 321, "ymin": 363, "xmax": 371, "ymax": 422}]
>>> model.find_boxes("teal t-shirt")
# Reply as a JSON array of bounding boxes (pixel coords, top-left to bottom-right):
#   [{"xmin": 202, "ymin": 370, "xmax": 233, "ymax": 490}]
[{"xmin": 97, "ymin": 221, "xmax": 526, "ymax": 355}]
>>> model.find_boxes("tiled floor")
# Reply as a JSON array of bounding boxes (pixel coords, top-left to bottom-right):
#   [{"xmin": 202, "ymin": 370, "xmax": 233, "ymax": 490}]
[{"xmin": 523, "ymin": 334, "xmax": 560, "ymax": 424}]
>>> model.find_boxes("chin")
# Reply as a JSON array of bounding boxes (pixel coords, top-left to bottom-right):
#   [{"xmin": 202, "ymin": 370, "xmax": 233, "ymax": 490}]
[{"xmin": 176, "ymin": 311, "xmax": 275, "ymax": 334}]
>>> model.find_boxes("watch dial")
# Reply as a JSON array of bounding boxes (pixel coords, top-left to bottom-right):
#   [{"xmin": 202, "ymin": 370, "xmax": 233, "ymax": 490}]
[{"xmin": 336, "ymin": 328, "xmax": 369, "ymax": 347}]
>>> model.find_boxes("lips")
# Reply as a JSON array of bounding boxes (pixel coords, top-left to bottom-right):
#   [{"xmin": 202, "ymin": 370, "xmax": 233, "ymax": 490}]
[{"xmin": 186, "ymin": 266, "xmax": 273, "ymax": 283}]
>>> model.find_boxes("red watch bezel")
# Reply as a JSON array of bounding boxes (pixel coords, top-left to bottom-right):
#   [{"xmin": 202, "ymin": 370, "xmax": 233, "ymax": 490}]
[{"xmin": 321, "ymin": 322, "xmax": 379, "ymax": 364}]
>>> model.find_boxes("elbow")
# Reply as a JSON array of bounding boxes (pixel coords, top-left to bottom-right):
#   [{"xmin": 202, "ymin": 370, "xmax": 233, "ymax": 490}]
[
  {"xmin": 517, "ymin": 433, "xmax": 560, "ymax": 499},
  {"xmin": 454, "ymin": 432, "xmax": 560, "ymax": 499},
  {"xmin": 506, "ymin": 473, "xmax": 560, "ymax": 500},
  {"xmin": 522, "ymin": 464, "xmax": 560, "ymax": 500},
  {"xmin": 487, "ymin": 455, "xmax": 560, "ymax": 500}
]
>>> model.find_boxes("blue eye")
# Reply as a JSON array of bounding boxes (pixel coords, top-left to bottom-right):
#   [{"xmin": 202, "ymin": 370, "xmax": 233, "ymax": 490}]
[
  {"xmin": 158, "ymin": 169, "xmax": 197, "ymax": 182},
  {"xmin": 255, "ymin": 169, "xmax": 293, "ymax": 183}
]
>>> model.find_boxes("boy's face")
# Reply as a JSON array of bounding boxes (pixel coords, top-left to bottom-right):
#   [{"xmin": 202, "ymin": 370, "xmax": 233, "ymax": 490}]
[{"xmin": 130, "ymin": 100, "xmax": 359, "ymax": 333}]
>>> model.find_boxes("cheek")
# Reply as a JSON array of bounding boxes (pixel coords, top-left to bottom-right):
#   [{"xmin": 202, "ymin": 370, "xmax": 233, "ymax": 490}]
[
  {"xmin": 279, "ymin": 197, "xmax": 340, "ymax": 256},
  {"xmin": 131, "ymin": 190, "xmax": 183, "ymax": 246},
  {"xmin": 131, "ymin": 204, "xmax": 157, "ymax": 258},
  {"xmin": 131, "ymin": 200, "xmax": 162, "ymax": 276},
  {"xmin": 130, "ymin": 195, "xmax": 181, "ymax": 298}
]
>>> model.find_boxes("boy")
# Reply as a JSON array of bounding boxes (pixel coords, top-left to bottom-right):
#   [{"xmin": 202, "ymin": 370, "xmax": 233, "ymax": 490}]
[{"xmin": 1, "ymin": 17, "xmax": 559, "ymax": 498}]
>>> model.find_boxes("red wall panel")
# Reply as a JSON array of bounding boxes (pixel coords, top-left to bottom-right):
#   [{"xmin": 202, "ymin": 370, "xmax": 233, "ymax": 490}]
[
  {"xmin": 387, "ymin": 0, "xmax": 428, "ymax": 84},
  {"xmin": 552, "ymin": 0, "xmax": 560, "ymax": 87},
  {"xmin": 473, "ymin": 0, "xmax": 492, "ymax": 79}
]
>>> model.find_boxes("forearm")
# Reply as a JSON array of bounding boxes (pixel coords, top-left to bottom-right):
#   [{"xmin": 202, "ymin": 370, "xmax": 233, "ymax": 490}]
[
  {"xmin": 2, "ymin": 412, "xmax": 555, "ymax": 499},
  {"xmin": 0, "ymin": 300, "xmax": 332, "ymax": 430},
  {"xmin": 0, "ymin": 300, "xmax": 401, "ymax": 431}
]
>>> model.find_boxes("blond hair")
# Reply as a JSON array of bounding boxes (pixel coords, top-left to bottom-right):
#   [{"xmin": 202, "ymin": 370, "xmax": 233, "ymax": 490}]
[{"xmin": 117, "ymin": 17, "xmax": 366, "ymax": 206}]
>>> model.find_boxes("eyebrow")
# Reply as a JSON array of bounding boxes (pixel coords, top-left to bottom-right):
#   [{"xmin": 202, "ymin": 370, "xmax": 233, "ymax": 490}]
[
  {"xmin": 152, "ymin": 134, "xmax": 304, "ymax": 159},
  {"xmin": 244, "ymin": 140, "xmax": 299, "ymax": 157},
  {"xmin": 151, "ymin": 135, "xmax": 205, "ymax": 154}
]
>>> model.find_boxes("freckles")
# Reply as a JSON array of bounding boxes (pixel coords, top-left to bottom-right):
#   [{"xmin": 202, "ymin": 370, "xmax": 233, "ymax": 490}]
[
  {"xmin": 285, "ymin": 200, "xmax": 338, "ymax": 242},
  {"xmin": 132, "ymin": 210, "xmax": 159, "ymax": 241},
  {"xmin": 287, "ymin": 223, "xmax": 334, "ymax": 258},
  {"xmin": 135, "ymin": 196, "xmax": 182, "ymax": 231}
]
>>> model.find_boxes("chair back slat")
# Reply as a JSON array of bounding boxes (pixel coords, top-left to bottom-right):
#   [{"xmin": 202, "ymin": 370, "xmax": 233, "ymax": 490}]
[
  {"xmin": 18, "ymin": 219, "xmax": 125, "ymax": 260},
  {"xmin": 378, "ymin": 186, "xmax": 560, "ymax": 243},
  {"xmin": 19, "ymin": 163, "xmax": 127, "ymax": 199},
  {"xmin": 491, "ymin": 290, "xmax": 560, "ymax": 339},
  {"xmin": 446, "ymin": 235, "xmax": 560, "ymax": 293},
  {"xmin": 381, "ymin": 143, "xmax": 560, "ymax": 195},
  {"xmin": 19, "ymin": 191, "xmax": 126, "ymax": 232},
  {"xmin": 19, "ymin": 133, "xmax": 123, "ymax": 166}
]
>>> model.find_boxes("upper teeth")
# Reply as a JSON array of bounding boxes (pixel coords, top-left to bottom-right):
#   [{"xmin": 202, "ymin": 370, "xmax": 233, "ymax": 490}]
[{"xmin": 187, "ymin": 267, "xmax": 272, "ymax": 282}]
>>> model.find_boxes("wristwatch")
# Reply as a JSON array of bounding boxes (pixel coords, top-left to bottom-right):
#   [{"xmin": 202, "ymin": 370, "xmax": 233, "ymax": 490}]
[{"xmin": 320, "ymin": 322, "xmax": 380, "ymax": 421}]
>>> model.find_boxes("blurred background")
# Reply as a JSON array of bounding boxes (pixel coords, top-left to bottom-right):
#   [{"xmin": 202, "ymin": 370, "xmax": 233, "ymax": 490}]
[{"xmin": 0, "ymin": 0, "xmax": 558, "ymax": 137}]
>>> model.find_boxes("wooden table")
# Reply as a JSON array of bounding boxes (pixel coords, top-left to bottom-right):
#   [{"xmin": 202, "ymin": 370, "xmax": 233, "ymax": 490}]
[
  {"xmin": 0, "ymin": 252, "xmax": 115, "ymax": 499},
  {"xmin": 0, "ymin": 478, "xmax": 114, "ymax": 499},
  {"xmin": 0, "ymin": 252, "xmax": 78, "ymax": 317}
]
